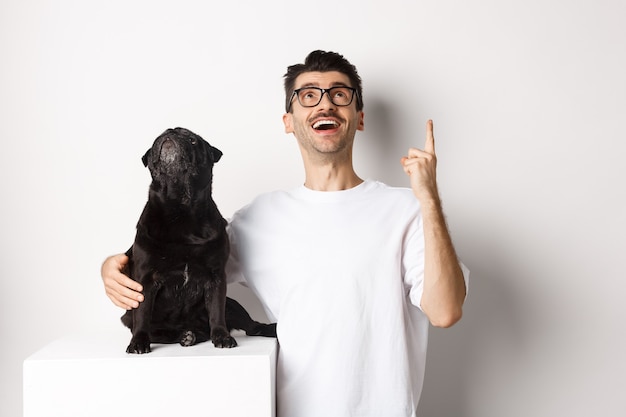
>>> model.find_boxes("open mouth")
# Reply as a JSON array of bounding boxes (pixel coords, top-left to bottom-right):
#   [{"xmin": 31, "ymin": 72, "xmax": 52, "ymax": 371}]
[{"xmin": 312, "ymin": 119, "xmax": 339, "ymax": 131}]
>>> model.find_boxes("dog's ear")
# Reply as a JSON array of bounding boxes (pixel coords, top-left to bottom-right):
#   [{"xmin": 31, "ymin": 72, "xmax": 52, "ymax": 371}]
[
  {"xmin": 142, "ymin": 149, "xmax": 151, "ymax": 167},
  {"xmin": 210, "ymin": 145, "xmax": 223, "ymax": 163}
]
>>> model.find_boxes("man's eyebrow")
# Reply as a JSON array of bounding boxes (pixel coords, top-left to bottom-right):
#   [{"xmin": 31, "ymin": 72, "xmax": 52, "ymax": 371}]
[{"xmin": 296, "ymin": 82, "xmax": 351, "ymax": 89}]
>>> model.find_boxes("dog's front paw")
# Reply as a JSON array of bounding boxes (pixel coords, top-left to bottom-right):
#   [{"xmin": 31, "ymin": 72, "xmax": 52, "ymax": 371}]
[
  {"xmin": 211, "ymin": 328, "xmax": 237, "ymax": 348},
  {"xmin": 126, "ymin": 333, "xmax": 151, "ymax": 354},
  {"xmin": 180, "ymin": 330, "xmax": 197, "ymax": 347}
]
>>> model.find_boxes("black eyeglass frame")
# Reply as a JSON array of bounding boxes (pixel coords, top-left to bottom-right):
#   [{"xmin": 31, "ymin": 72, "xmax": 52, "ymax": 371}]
[{"xmin": 289, "ymin": 86, "xmax": 358, "ymax": 110}]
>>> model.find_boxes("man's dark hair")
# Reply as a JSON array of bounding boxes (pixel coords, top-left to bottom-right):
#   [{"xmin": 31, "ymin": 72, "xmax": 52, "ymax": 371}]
[{"xmin": 283, "ymin": 50, "xmax": 363, "ymax": 113}]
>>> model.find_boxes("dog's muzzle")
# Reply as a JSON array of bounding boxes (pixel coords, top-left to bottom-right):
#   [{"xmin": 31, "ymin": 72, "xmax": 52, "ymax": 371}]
[{"xmin": 159, "ymin": 138, "xmax": 180, "ymax": 165}]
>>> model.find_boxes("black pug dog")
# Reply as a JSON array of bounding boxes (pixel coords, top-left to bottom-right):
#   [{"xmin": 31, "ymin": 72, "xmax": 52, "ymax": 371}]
[{"xmin": 121, "ymin": 127, "xmax": 276, "ymax": 354}]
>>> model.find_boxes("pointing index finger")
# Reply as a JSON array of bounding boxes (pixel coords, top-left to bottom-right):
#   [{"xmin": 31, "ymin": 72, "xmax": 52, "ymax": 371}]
[{"xmin": 425, "ymin": 119, "xmax": 435, "ymax": 154}]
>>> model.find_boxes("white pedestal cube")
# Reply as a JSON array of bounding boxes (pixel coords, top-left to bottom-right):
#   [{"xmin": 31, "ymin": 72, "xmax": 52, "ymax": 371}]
[{"xmin": 23, "ymin": 330, "xmax": 277, "ymax": 417}]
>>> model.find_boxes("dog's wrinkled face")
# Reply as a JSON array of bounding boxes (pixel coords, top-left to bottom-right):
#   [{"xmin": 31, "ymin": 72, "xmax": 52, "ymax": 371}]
[{"xmin": 142, "ymin": 127, "xmax": 222, "ymax": 202}]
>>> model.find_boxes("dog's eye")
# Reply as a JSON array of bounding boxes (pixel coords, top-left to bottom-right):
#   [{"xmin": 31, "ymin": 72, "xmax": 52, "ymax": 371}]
[{"xmin": 190, "ymin": 138, "xmax": 197, "ymax": 145}]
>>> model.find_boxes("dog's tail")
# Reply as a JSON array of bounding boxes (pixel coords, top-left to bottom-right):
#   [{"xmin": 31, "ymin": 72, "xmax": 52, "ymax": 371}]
[{"xmin": 225, "ymin": 297, "xmax": 277, "ymax": 338}]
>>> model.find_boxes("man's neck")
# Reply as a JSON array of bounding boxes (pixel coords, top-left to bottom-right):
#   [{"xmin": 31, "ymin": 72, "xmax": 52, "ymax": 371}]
[{"xmin": 303, "ymin": 164, "xmax": 363, "ymax": 191}]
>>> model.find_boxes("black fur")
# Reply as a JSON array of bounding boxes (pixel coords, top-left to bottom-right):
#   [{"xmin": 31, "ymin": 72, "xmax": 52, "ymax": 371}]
[{"xmin": 121, "ymin": 127, "xmax": 276, "ymax": 354}]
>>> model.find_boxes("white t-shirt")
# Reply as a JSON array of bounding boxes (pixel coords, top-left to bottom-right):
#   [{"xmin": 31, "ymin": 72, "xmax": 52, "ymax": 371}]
[{"xmin": 227, "ymin": 180, "xmax": 468, "ymax": 417}]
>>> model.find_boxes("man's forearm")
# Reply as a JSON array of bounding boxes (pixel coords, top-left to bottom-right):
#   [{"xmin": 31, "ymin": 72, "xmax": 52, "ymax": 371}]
[{"xmin": 419, "ymin": 197, "xmax": 466, "ymax": 328}]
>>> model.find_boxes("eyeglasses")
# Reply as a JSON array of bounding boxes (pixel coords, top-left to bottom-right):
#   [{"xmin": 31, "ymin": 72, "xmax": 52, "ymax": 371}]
[{"xmin": 290, "ymin": 86, "xmax": 357, "ymax": 109}]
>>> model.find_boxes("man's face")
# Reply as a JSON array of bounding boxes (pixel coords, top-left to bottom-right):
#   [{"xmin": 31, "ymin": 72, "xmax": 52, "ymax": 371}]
[{"xmin": 283, "ymin": 71, "xmax": 364, "ymax": 159}]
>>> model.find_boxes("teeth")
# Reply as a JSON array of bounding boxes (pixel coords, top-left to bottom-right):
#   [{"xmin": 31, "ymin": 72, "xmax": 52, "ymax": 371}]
[{"xmin": 313, "ymin": 120, "xmax": 338, "ymax": 129}]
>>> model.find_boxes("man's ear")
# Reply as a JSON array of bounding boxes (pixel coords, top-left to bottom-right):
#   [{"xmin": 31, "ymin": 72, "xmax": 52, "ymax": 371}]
[
  {"xmin": 142, "ymin": 149, "xmax": 151, "ymax": 167},
  {"xmin": 283, "ymin": 112, "xmax": 294, "ymax": 134},
  {"xmin": 357, "ymin": 111, "xmax": 365, "ymax": 131}
]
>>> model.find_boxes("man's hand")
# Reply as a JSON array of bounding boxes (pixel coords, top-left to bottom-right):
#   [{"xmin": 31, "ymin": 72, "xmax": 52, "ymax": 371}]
[
  {"xmin": 400, "ymin": 119, "xmax": 439, "ymax": 203},
  {"xmin": 101, "ymin": 253, "xmax": 144, "ymax": 310}
]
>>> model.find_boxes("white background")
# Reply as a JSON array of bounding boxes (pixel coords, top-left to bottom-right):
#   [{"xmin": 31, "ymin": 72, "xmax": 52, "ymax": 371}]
[{"xmin": 1, "ymin": 1, "xmax": 625, "ymax": 416}]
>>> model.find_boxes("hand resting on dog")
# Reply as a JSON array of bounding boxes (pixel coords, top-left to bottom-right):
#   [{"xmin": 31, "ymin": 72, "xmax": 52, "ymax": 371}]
[{"xmin": 102, "ymin": 253, "xmax": 143, "ymax": 310}]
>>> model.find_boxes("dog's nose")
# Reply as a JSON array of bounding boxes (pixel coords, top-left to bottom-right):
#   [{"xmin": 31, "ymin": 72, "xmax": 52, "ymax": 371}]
[{"xmin": 162, "ymin": 138, "xmax": 175, "ymax": 150}]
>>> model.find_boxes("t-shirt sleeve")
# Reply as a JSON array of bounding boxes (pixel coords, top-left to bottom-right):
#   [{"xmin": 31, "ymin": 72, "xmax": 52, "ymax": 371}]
[
  {"xmin": 402, "ymin": 213, "xmax": 470, "ymax": 310},
  {"xmin": 402, "ymin": 213, "xmax": 426, "ymax": 309}
]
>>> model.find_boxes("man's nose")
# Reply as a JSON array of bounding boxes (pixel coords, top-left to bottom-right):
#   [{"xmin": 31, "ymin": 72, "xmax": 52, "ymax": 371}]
[{"xmin": 317, "ymin": 91, "xmax": 336, "ymax": 108}]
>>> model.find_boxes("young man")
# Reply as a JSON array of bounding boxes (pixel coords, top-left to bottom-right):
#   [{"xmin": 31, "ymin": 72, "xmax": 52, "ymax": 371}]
[{"xmin": 102, "ymin": 50, "xmax": 468, "ymax": 417}]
